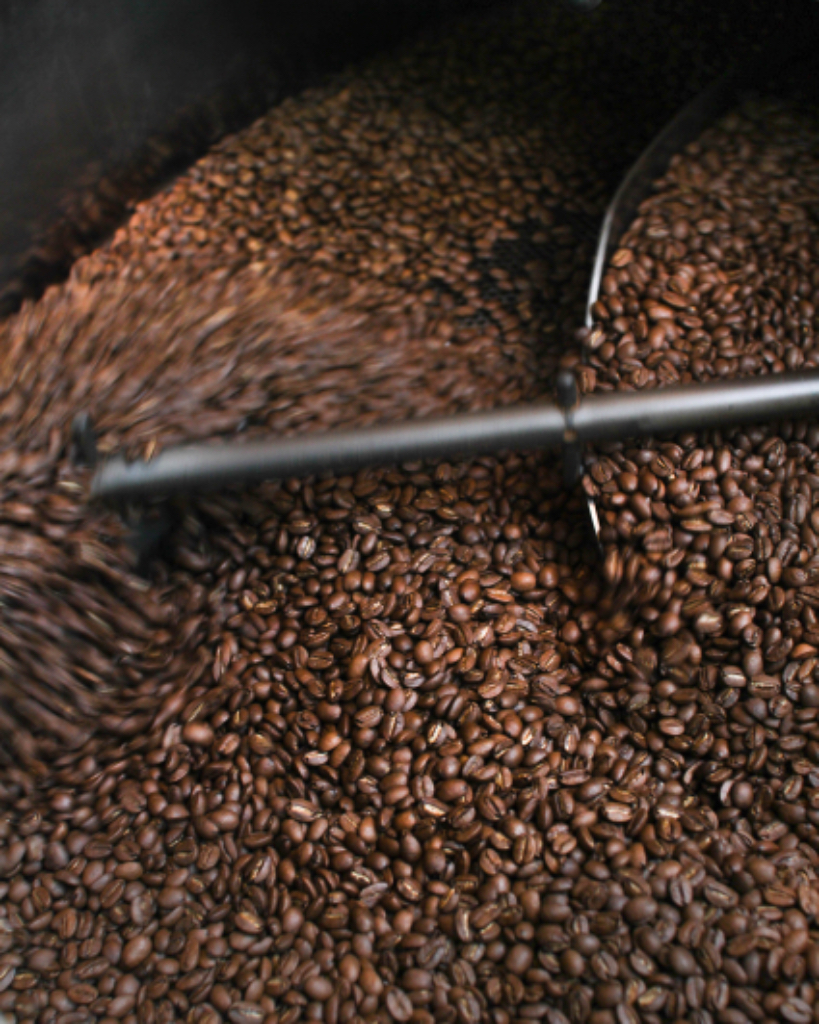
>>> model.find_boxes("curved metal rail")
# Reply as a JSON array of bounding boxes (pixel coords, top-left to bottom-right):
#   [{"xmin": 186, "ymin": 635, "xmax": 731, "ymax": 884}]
[
  {"xmin": 584, "ymin": 71, "xmax": 739, "ymax": 328},
  {"xmin": 584, "ymin": 28, "xmax": 818, "ymax": 323}
]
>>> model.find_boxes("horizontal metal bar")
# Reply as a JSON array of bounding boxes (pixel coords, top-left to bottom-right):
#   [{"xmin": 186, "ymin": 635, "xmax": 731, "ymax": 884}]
[
  {"xmin": 91, "ymin": 370, "xmax": 819, "ymax": 502},
  {"xmin": 573, "ymin": 370, "xmax": 819, "ymax": 441},
  {"xmin": 91, "ymin": 403, "xmax": 567, "ymax": 501}
]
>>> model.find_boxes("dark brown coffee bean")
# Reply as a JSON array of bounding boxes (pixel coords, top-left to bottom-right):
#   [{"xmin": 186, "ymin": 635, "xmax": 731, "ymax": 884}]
[{"xmin": 121, "ymin": 935, "xmax": 152, "ymax": 969}]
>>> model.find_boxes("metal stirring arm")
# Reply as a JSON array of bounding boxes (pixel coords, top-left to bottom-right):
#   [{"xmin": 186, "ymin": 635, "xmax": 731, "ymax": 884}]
[{"xmin": 91, "ymin": 370, "xmax": 819, "ymax": 502}]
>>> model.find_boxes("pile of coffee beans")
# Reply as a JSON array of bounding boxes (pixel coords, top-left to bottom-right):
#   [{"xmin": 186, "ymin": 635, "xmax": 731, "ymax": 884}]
[
  {"xmin": 1, "ymin": 2, "xmax": 819, "ymax": 1024},
  {"xmin": 583, "ymin": 97, "xmax": 819, "ymax": 392}
]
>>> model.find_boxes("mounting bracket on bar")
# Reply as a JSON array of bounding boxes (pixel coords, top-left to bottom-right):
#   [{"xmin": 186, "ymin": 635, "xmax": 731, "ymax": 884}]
[
  {"xmin": 555, "ymin": 369, "xmax": 583, "ymax": 488},
  {"xmin": 71, "ymin": 413, "xmax": 98, "ymax": 469},
  {"xmin": 554, "ymin": 370, "xmax": 603, "ymax": 552},
  {"xmin": 73, "ymin": 413, "xmax": 174, "ymax": 572}
]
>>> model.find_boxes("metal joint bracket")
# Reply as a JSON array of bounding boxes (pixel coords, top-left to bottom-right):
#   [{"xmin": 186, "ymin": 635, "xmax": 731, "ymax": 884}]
[
  {"xmin": 555, "ymin": 369, "xmax": 582, "ymax": 488},
  {"xmin": 556, "ymin": 370, "xmax": 603, "ymax": 554},
  {"xmin": 71, "ymin": 413, "xmax": 98, "ymax": 469}
]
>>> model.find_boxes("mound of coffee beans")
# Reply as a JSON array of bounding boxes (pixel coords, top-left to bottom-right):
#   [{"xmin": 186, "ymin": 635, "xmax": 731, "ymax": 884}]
[
  {"xmin": 583, "ymin": 98, "xmax": 819, "ymax": 392},
  {"xmin": 0, "ymin": 2, "xmax": 818, "ymax": 1024}
]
